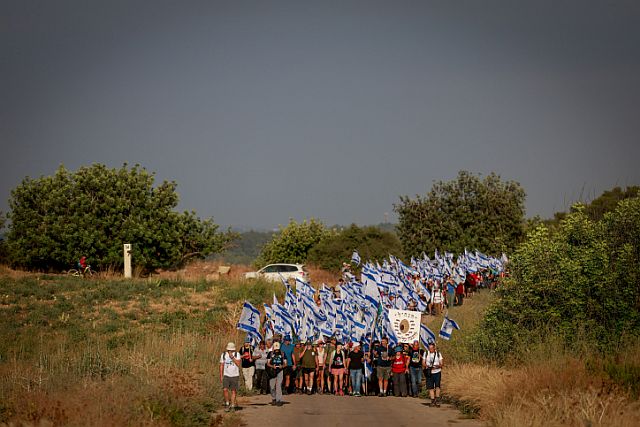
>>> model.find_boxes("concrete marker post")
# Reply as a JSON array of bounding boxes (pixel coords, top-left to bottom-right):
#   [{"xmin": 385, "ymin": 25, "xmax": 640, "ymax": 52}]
[{"xmin": 124, "ymin": 243, "xmax": 132, "ymax": 278}]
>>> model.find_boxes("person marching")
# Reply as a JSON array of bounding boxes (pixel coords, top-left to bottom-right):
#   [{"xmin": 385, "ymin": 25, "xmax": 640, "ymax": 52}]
[
  {"xmin": 315, "ymin": 340, "xmax": 327, "ymax": 394},
  {"xmin": 408, "ymin": 340, "xmax": 425, "ymax": 396},
  {"xmin": 346, "ymin": 341, "xmax": 366, "ymax": 396},
  {"xmin": 240, "ymin": 338, "xmax": 256, "ymax": 391},
  {"xmin": 391, "ymin": 345, "xmax": 409, "ymax": 397},
  {"xmin": 266, "ymin": 341, "xmax": 288, "ymax": 406},
  {"xmin": 253, "ymin": 341, "xmax": 269, "ymax": 394},
  {"xmin": 329, "ymin": 342, "xmax": 347, "ymax": 396},
  {"xmin": 299, "ymin": 340, "xmax": 317, "ymax": 394},
  {"xmin": 373, "ymin": 337, "xmax": 392, "ymax": 397},
  {"xmin": 423, "ymin": 342, "xmax": 444, "ymax": 407},
  {"xmin": 219, "ymin": 342, "xmax": 241, "ymax": 412}
]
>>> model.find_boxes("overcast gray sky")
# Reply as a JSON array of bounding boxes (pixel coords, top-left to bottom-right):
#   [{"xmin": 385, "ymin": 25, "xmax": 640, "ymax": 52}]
[{"xmin": 2, "ymin": 0, "xmax": 639, "ymax": 229}]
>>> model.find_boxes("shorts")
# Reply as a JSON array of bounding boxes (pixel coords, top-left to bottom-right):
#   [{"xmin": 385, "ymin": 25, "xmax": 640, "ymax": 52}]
[
  {"xmin": 284, "ymin": 366, "xmax": 293, "ymax": 376},
  {"xmin": 376, "ymin": 366, "xmax": 391, "ymax": 380},
  {"xmin": 331, "ymin": 368, "xmax": 345, "ymax": 376},
  {"xmin": 427, "ymin": 371, "xmax": 441, "ymax": 389},
  {"xmin": 302, "ymin": 367, "xmax": 315, "ymax": 374},
  {"xmin": 222, "ymin": 375, "xmax": 239, "ymax": 391}
]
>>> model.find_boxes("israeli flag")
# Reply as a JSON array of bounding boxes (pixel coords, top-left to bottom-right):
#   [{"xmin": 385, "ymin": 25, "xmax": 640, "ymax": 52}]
[
  {"xmin": 351, "ymin": 250, "xmax": 361, "ymax": 266},
  {"xmin": 420, "ymin": 324, "xmax": 437, "ymax": 347},
  {"xmin": 364, "ymin": 360, "xmax": 373, "ymax": 379},
  {"xmin": 237, "ymin": 301, "xmax": 261, "ymax": 335},
  {"xmin": 439, "ymin": 317, "xmax": 461, "ymax": 340},
  {"xmin": 295, "ymin": 277, "xmax": 316, "ymax": 297}
]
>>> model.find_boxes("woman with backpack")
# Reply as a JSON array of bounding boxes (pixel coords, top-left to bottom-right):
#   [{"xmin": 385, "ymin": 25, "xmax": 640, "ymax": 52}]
[{"xmin": 266, "ymin": 342, "xmax": 288, "ymax": 406}]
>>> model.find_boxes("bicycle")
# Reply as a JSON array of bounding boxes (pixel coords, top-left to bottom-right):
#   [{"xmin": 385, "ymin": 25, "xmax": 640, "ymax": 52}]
[{"xmin": 67, "ymin": 266, "xmax": 95, "ymax": 277}]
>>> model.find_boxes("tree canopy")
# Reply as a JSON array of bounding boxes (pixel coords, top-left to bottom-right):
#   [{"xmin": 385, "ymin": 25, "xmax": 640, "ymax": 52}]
[
  {"xmin": 394, "ymin": 171, "xmax": 526, "ymax": 257},
  {"xmin": 6, "ymin": 164, "xmax": 237, "ymax": 271},
  {"xmin": 307, "ymin": 224, "xmax": 403, "ymax": 272},
  {"xmin": 253, "ymin": 218, "xmax": 330, "ymax": 268}
]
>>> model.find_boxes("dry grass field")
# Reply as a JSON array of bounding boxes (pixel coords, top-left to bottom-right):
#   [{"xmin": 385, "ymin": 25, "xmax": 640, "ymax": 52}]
[{"xmin": 1, "ymin": 263, "xmax": 639, "ymax": 426}]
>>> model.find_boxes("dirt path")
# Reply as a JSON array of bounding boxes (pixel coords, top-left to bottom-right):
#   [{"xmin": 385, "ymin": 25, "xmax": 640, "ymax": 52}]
[{"xmin": 237, "ymin": 393, "xmax": 481, "ymax": 427}]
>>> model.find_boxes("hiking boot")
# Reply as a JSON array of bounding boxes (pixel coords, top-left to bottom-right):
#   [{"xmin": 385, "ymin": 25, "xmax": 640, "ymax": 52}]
[
  {"xmin": 435, "ymin": 398, "xmax": 441, "ymax": 407},
  {"xmin": 276, "ymin": 401, "xmax": 284, "ymax": 407},
  {"xmin": 271, "ymin": 399, "xmax": 277, "ymax": 406}
]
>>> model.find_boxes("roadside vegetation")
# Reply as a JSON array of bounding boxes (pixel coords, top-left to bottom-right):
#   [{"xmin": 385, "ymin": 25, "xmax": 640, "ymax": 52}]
[
  {"xmin": 0, "ymin": 270, "xmax": 281, "ymax": 426},
  {"xmin": 435, "ymin": 195, "xmax": 640, "ymax": 427}
]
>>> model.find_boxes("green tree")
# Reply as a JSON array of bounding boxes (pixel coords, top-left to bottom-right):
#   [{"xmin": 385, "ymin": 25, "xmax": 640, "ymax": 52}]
[
  {"xmin": 6, "ymin": 164, "xmax": 237, "ymax": 271},
  {"xmin": 474, "ymin": 197, "xmax": 640, "ymax": 361},
  {"xmin": 394, "ymin": 171, "xmax": 526, "ymax": 257},
  {"xmin": 254, "ymin": 218, "xmax": 331, "ymax": 267},
  {"xmin": 307, "ymin": 224, "xmax": 403, "ymax": 271}
]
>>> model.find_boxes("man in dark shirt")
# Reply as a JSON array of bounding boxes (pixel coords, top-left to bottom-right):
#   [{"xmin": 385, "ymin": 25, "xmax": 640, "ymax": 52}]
[
  {"xmin": 240, "ymin": 339, "xmax": 256, "ymax": 391},
  {"xmin": 346, "ymin": 342, "xmax": 366, "ymax": 396},
  {"xmin": 408, "ymin": 340, "xmax": 425, "ymax": 396},
  {"xmin": 372, "ymin": 337, "xmax": 394, "ymax": 396}
]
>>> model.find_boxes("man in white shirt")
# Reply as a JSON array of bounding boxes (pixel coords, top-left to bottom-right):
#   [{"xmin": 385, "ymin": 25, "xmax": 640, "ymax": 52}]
[
  {"xmin": 423, "ymin": 342, "xmax": 444, "ymax": 407},
  {"xmin": 220, "ymin": 342, "xmax": 241, "ymax": 411}
]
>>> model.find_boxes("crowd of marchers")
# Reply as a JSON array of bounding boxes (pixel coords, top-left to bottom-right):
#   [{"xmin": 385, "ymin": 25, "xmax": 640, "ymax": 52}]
[{"xmin": 220, "ymin": 335, "xmax": 444, "ymax": 410}]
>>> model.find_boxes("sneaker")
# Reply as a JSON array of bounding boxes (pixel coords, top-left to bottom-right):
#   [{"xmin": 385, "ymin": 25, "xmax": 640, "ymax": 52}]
[
  {"xmin": 378, "ymin": 393, "xmax": 384, "ymax": 397},
  {"xmin": 271, "ymin": 399, "xmax": 277, "ymax": 406},
  {"xmin": 276, "ymin": 401, "xmax": 284, "ymax": 407},
  {"xmin": 430, "ymin": 399, "xmax": 436, "ymax": 407},
  {"xmin": 435, "ymin": 398, "xmax": 441, "ymax": 407}
]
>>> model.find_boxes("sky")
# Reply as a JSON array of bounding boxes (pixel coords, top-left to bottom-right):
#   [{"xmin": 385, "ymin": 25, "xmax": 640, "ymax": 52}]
[{"xmin": 2, "ymin": 0, "xmax": 639, "ymax": 230}]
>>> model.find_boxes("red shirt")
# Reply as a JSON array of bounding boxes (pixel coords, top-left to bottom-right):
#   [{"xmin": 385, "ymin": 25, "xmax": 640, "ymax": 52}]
[{"xmin": 391, "ymin": 354, "xmax": 407, "ymax": 373}]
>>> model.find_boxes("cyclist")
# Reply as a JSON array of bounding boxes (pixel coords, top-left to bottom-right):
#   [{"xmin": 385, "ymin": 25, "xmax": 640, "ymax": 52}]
[{"xmin": 77, "ymin": 256, "xmax": 92, "ymax": 275}]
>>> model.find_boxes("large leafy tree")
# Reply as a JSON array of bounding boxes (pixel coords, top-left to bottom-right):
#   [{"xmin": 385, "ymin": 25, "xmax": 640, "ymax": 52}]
[
  {"xmin": 394, "ymin": 171, "xmax": 526, "ymax": 257},
  {"xmin": 254, "ymin": 218, "xmax": 331, "ymax": 268},
  {"xmin": 308, "ymin": 224, "xmax": 403, "ymax": 272},
  {"xmin": 474, "ymin": 197, "xmax": 640, "ymax": 361},
  {"xmin": 6, "ymin": 164, "xmax": 237, "ymax": 271}
]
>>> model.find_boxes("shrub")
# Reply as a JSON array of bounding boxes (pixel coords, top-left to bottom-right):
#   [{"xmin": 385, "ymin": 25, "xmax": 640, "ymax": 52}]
[
  {"xmin": 307, "ymin": 224, "xmax": 403, "ymax": 271},
  {"xmin": 253, "ymin": 218, "xmax": 331, "ymax": 267},
  {"xmin": 472, "ymin": 197, "xmax": 640, "ymax": 362}
]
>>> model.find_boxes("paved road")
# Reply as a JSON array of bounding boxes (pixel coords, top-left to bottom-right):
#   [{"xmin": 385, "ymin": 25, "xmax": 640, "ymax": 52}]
[{"xmin": 237, "ymin": 393, "xmax": 481, "ymax": 427}]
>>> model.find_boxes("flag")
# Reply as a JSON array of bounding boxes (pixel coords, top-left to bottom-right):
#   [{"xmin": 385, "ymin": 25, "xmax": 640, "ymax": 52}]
[
  {"xmin": 439, "ymin": 317, "xmax": 461, "ymax": 340},
  {"xmin": 351, "ymin": 250, "xmax": 361, "ymax": 266},
  {"xmin": 237, "ymin": 301, "xmax": 261, "ymax": 335},
  {"xmin": 420, "ymin": 324, "xmax": 437, "ymax": 347}
]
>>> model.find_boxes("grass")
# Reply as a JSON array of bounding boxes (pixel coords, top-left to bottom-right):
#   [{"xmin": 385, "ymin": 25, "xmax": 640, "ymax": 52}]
[
  {"xmin": 435, "ymin": 290, "xmax": 640, "ymax": 427},
  {"xmin": 2, "ymin": 267, "xmax": 639, "ymax": 426},
  {"xmin": 0, "ymin": 270, "xmax": 273, "ymax": 426}
]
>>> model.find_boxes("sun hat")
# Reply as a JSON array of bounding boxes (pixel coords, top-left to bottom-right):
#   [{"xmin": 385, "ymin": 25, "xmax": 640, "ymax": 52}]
[{"xmin": 226, "ymin": 342, "xmax": 236, "ymax": 351}]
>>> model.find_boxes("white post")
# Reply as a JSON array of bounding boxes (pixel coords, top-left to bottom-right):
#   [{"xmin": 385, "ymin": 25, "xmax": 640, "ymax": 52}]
[{"xmin": 124, "ymin": 244, "xmax": 132, "ymax": 278}]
